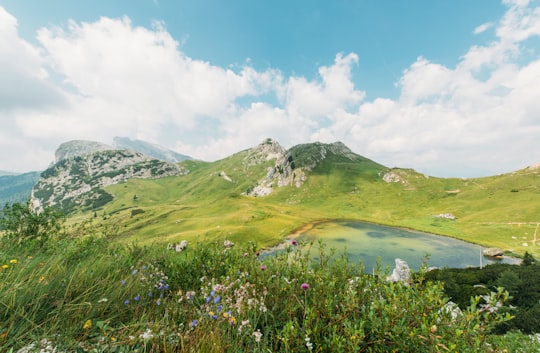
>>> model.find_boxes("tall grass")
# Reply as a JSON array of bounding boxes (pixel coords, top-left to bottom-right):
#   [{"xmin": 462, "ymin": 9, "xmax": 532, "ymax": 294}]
[{"xmin": 1, "ymin": 230, "xmax": 536, "ymax": 352}]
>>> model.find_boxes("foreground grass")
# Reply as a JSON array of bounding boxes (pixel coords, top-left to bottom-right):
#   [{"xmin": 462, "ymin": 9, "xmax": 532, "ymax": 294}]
[{"xmin": 1, "ymin": 229, "xmax": 538, "ymax": 352}]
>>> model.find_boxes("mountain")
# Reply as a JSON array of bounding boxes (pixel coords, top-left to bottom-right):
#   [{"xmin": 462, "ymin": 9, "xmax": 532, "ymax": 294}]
[
  {"xmin": 0, "ymin": 171, "xmax": 18, "ymax": 177},
  {"xmin": 31, "ymin": 148, "xmax": 189, "ymax": 213},
  {"xmin": 113, "ymin": 137, "xmax": 192, "ymax": 163},
  {"xmin": 55, "ymin": 140, "xmax": 112, "ymax": 162},
  {"xmin": 25, "ymin": 138, "xmax": 540, "ymax": 257},
  {"xmin": 0, "ymin": 171, "xmax": 41, "ymax": 205}
]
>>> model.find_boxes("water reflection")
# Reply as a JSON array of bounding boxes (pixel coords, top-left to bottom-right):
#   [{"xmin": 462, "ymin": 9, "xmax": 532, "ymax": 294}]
[{"xmin": 296, "ymin": 221, "xmax": 520, "ymax": 271}]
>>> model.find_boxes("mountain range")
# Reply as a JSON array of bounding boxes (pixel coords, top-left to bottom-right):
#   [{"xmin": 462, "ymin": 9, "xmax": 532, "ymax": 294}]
[{"xmin": 2, "ymin": 137, "xmax": 539, "ymax": 257}]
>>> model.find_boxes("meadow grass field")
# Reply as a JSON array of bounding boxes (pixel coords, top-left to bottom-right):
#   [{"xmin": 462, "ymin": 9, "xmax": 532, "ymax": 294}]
[{"xmin": 2, "ymin": 228, "xmax": 539, "ymax": 352}]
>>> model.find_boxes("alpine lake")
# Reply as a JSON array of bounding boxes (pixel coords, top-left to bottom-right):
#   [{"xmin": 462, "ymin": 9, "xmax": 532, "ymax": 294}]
[{"xmin": 290, "ymin": 220, "xmax": 520, "ymax": 271}]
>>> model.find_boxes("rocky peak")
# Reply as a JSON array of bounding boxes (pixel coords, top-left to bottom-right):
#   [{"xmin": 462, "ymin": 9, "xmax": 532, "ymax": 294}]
[
  {"xmin": 55, "ymin": 140, "xmax": 112, "ymax": 163},
  {"xmin": 242, "ymin": 138, "xmax": 287, "ymax": 167},
  {"xmin": 32, "ymin": 148, "xmax": 188, "ymax": 213}
]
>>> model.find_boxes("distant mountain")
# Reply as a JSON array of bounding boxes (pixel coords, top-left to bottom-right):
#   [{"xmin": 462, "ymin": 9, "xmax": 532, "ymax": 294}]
[
  {"xmin": 113, "ymin": 137, "xmax": 192, "ymax": 163},
  {"xmin": 0, "ymin": 171, "xmax": 18, "ymax": 177},
  {"xmin": 31, "ymin": 148, "xmax": 189, "ymax": 213},
  {"xmin": 0, "ymin": 171, "xmax": 41, "ymax": 205}
]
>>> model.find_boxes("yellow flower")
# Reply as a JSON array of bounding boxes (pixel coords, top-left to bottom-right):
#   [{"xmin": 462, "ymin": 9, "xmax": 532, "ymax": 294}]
[
  {"xmin": 9, "ymin": 259, "xmax": 17, "ymax": 264},
  {"xmin": 83, "ymin": 319, "xmax": 92, "ymax": 330},
  {"xmin": 1, "ymin": 264, "xmax": 9, "ymax": 269},
  {"xmin": 229, "ymin": 316, "xmax": 237, "ymax": 325}
]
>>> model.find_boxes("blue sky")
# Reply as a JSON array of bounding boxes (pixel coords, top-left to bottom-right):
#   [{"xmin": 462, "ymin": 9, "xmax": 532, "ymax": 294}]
[{"xmin": 0, "ymin": 0, "xmax": 539, "ymax": 176}]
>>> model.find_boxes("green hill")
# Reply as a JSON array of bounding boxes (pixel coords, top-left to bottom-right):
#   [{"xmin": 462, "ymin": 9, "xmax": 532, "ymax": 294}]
[{"xmin": 64, "ymin": 139, "xmax": 540, "ymax": 258}]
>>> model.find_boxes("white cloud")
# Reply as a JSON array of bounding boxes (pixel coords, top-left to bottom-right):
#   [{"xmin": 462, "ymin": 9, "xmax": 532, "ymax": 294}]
[
  {"xmin": 474, "ymin": 22, "xmax": 494, "ymax": 34},
  {"xmin": 1, "ymin": 1, "xmax": 540, "ymax": 177}
]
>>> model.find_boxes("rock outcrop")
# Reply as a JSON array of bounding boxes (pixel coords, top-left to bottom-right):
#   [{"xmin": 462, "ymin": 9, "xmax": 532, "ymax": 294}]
[
  {"xmin": 244, "ymin": 139, "xmax": 307, "ymax": 197},
  {"xmin": 386, "ymin": 258, "xmax": 412, "ymax": 285},
  {"xmin": 31, "ymin": 148, "xmax": 188, "ymax": 213}
]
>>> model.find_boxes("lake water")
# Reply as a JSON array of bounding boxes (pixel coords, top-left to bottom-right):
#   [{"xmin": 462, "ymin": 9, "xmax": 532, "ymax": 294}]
[{"xmin": 296, "ymin": 221, "xmax": 519, "ymax": 271}]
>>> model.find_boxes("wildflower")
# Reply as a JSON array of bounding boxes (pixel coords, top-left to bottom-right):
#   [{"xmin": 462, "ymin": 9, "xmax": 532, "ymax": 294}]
[
  {"xmin": 9, "ymin": 259, "xmax": 18, "ymax": 264},
  {"xmin": 156, "ymin": 299, "xmax": 161, "ymax": 306},
  {"xmin": 305, "ymin": 335, "xmax": 313, "ymax": 351},
  {"xmin": 223, "ymin": 240, "xmax": 235, "ymax": 248},
  {"xmin": 134, "ymin": 295, "xmax": 141, "ymax": 302},
  {"xmin": 229, "ymin": 316, "xmax": 237, "ymax": 325},
  {"xmin": 124, "ymin": 299, "xmax": 130, "ymax": 305},
  {"xmin": 1, "ymin": 264, "xmax": 9, "ymax": 269},
  {"xmin": 120, "ymin": 280, "xmax": 126, "ymax": 286},
  {"xmin": 301, "ymin": 283, "xmax": 310, "ymax": 290},
  {"xmin": 186, "ymin": 291, "xmax": 195, "ymax": 300},
  {"xmin": 191, "ymin": 320, "xmax": 198, "ymax": 328},
  {"xmin": 253, "ymin": 329, "xmax": 263, "ymax": 343},
  {"xmin": 260, "ymin": 265, "xmax": 267, "ymax": 271},
  {"xmin": 83, "ymin": 319, "xmax": 92, "ymax": 330},
  {"xmin": 140, "ymin": 328, "xmax": 154, "ymax": 341},
  {"xmin": 217, "ymin": 304, "xmax": 223, "ymax": 312},
  {"xmin": 213, "ymin": 295, "xmax": 221, "ymax": 304},
  {"xmin": 98, "ymin": 298, "xmax": 108, "ymax": 303},
  {"xmin": 291, "ymin": 239, "xmax": 298, "ymax": 246}
]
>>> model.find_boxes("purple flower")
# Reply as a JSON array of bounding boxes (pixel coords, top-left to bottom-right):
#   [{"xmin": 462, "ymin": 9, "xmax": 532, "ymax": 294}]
[
  {"xmin": 213, "ymin": 295, "xmax": 221, "ymax": 304},
  {"xmin": 157, "ymin": 299, "xmax": 161, "ymax": 306},
  {"xmin": 132, "ymin": 269, "xmax": 138, "ymax": 275},
  {"xmin": 124, "ymin": 299, "xmax": 130, "ymax": 305},
  {"xmin": 191, "ymin": 319, "xmax": 198, "ymax": 328},
  {"xmin": 291, "ymin": 239, "xmax": 298, "ymax": 246},
  {"xmin": 301, "ymin": 283, "xmax": 310, "ymax": 290},
  {"xmin": 260, "ymin": 265, "xmax": 267, "ymax": 271},
  {"xmin": 120, "ymin": 280, "xmax": 126, "ymax": 286},
  {"xmin": 134, "ymin": 295, "xmax": 140, "ymax": 302},
  {"xmin": 217, "ymin": 304, "xmax": 223, "ymax": 312}
]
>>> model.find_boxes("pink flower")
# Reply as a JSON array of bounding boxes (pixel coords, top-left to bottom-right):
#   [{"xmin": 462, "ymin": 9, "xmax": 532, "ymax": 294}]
[
  {"xmin": 300, "ymin": 283, "xmax": 310, "ymax": 290},
  {"xmin": 291, "ymin": 239, "xmax": 298, "ymax": 246},
  {"xmin": 260, "ymin": 265, "xmax": 267, "ymax": 271}
]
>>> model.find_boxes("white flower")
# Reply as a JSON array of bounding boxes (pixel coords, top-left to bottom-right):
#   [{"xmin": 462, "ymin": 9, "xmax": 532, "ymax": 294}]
[
  {"xmin": 139, "ymin": 328, "xmax": 154, "ymax": 341},
  {"xmin": 223, "ymin": 240, "xmax": 235, "ymax": 248},
  {"xmin": 253, "ymin": 329, "xmax": 263, "ymax": 343},
  {"xmin": 305, "ymin": 335, "xmax": 313, "ymax": 351}
]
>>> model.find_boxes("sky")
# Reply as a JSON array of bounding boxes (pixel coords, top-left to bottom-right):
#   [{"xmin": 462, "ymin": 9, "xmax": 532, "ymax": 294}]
[{"xmin": 0, "ymin": 0, "xmax": 539, "ymax": 177}]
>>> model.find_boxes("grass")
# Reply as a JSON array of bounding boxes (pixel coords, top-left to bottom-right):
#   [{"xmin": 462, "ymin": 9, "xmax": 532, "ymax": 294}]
[{"xmin": 1, "ymin": 230, "xmax": 537, "ymax": 352}]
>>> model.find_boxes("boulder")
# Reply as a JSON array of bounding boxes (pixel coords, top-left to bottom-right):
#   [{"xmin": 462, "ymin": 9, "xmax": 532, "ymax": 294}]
[
  {"xmin": 483, "ymin": 248, "xmax": 504, "ymax": 257},
  {"xmin": 386, "ymin": 258, "xmax": 412, "ymax": 285}
]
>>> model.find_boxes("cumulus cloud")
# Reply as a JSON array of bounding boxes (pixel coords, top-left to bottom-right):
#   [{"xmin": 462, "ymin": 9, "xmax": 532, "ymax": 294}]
[{"xmin": 1, "ymin": 1, "xmax": 540, "ymax": 177}]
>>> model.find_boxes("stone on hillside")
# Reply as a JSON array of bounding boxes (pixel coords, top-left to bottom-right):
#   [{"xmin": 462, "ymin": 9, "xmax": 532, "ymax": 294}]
[
  {"xmin": 386, "ymin": 258, "xmax": 412, "ymax": 285},
  {"xmin": 483, "ymin": 248, "xmax": 504, "ymax": 257},
  {"xmin": 434, "ymin": 213, "xmax": 457, "ymax": 220}
]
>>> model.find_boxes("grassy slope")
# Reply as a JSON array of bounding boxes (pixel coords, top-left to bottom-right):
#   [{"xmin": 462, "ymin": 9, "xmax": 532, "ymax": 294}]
[{"xmin": 80, "ymin": 148, "xmax": 540, "ymax": 257}]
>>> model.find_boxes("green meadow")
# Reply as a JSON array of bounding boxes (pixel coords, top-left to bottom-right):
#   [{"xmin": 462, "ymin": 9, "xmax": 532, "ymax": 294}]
[{"xmin": 91, "ymin": 148, "xmax": 539, "ymax": 259}]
